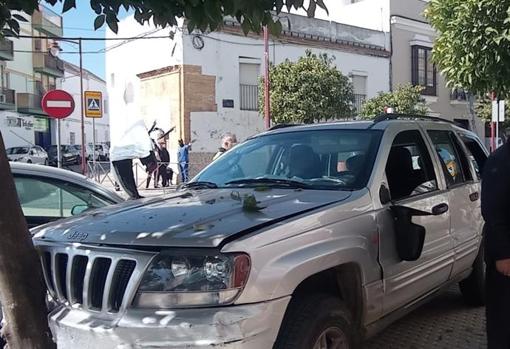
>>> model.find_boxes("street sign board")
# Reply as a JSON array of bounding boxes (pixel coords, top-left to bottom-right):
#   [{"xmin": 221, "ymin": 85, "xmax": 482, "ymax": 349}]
[
  {"xmin": 41, "ymin": 90, "xmax": 75, "ymax": 119},
  {"xmin": 492, "ymin": 101, "xmax": 498, "ymax": 122},
  {"xmin": 85, "ymin": 91, "xmax": 103, "ymax": 118}
]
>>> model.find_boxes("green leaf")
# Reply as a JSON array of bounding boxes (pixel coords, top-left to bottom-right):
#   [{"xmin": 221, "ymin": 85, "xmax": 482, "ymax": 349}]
[
  {"xmin": 12, "ymin": 14, "xmax": 28, "ymax": 22},
  {"xmin": 106, "ymin": 16, "xmax": 118, "ymax": 33},
  {"xmin": 94, "ymin": 15, "xmax": 105, "ymax": 30},
  {"xmin": 62, "ymin": 0, "xmax": 76, "ymax": 13},
  {"xmin": 315, "ymin": 0, "xmax": 329, "ymax": 14}
]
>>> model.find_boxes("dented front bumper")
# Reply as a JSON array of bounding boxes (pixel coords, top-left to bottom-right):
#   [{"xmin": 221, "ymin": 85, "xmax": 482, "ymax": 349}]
[{"xmin": 48, "ymin": 297, "xmax": 290, "ymax": 348}]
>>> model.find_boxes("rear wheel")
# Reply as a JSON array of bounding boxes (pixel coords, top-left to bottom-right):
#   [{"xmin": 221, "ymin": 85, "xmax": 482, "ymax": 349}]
[
  {"xmin": 44, "ymin": 159, "xmax": 48, "ymax": 166},
  {"xmin": 274, "ymin": 294, "xmax": 358, "ymax": 349},
  {"xmin": 459, "ymin": 240, "xmax": 485, "ymax": 306},
  {"xmin": 26, "ymin": 159, "xmax": 32, "ymax": 164}
]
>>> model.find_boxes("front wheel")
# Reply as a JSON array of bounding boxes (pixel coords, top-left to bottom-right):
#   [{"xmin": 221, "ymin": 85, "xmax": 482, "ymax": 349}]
[
  {"xmin": 459, "ymin": 240, "xmax": 485, "ymax": 306},
  {"xmin": 274, "ymin": 294, "xmax": 358, "ymax": 349}
]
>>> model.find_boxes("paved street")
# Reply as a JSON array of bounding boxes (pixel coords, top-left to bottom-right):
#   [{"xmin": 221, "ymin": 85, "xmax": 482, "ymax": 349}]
[{"xmin": 366, "ymin": 286, "xmax": 486, "ymax": 349}]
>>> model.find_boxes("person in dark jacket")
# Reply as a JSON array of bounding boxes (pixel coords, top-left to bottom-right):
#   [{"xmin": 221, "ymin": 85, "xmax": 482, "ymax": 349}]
[
  {"xmin": 158, "ymin": 140, "xmax": 171, "ymax": 187},
  {"xmin": 481, "ymin": 136, "xmax": 510, "ymax": 349}
]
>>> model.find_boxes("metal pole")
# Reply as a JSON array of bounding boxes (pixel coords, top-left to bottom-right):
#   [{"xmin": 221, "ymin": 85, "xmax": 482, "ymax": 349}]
[
  {"xmin": 92, "ymin": 117, "xmax": 96, "ymax": 179},
  {"xmin": 491, "ymin": 92, "xmax": 496, "ymax": 152},
  {"xmin": 496, "ymin": 101, "xmax": 500, "ymax": 149},
  {"xmin": 57, "ymin": 119, "xmax": 61, "ymax": 168},
  {"xmin": 263, "ymin": 25, "xmax": 271, "ymax": 129},
  {"xmin": 79, "ymin": 38, "xmax": 86, "ymax": 174}
]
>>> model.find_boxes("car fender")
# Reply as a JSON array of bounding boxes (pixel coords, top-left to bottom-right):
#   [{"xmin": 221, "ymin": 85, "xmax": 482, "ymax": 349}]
[{"xmin": 225, "ymin": 192, "xmax": 380, "ymax": 304}]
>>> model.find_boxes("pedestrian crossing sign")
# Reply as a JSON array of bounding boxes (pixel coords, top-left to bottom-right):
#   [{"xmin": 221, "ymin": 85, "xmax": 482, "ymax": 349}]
[{"xmin": 84, "ymin": 91, "xmax": 103, "ymax": 118}]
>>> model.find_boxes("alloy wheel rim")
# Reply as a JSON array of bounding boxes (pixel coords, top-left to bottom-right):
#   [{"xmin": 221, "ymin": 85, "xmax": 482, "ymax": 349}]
[{"xmin": 312, "ymin": 327, "xmax": 349, "ymax": 349}]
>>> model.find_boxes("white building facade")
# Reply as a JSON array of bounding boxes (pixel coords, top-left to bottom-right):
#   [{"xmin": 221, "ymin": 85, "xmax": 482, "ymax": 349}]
[
  {"xmin": 61, "ymin": 62, "xmax": 110, "ymax": 146},
  {"xmin": 0, "ymin": 5, "xmax": 64, "ymax": 149},
  {"xmin": 106, "ymin": 13, "xmax": 390, "ymax": 175}
]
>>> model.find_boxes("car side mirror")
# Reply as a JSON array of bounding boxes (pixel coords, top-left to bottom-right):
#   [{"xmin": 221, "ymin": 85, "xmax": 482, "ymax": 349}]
[
  {"xmin": 379, "ymin": 185, "xmax": 391, "ymax": 205},
  {"xmin": 390, "ymin": 205, "xmax": 430, "ymax": 262},
  {"xmin": 71, "ymin": 204, "xmax": 89, "ymax": 216}
]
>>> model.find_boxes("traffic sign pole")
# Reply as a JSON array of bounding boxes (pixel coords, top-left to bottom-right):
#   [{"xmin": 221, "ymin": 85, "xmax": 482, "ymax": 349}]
[
  {"xmin": 57, "ymin": 119, "xmax": 61, "ymax": 168},
  {"xmin": 92, "ymin": 117, "xmax": 96, "ymax": 178}
]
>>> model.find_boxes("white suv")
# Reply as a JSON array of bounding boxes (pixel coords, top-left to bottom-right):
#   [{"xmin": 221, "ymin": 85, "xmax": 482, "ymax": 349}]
[{"xmin": 32, "ymin": 115, "xmax": 488, "ymax": 348}]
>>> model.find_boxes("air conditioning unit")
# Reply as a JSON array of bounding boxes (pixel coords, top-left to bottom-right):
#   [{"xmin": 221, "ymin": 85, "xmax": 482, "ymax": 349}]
[{"xmin": 0, "ymin": 94, "xmax": 7, "ymax": 103}]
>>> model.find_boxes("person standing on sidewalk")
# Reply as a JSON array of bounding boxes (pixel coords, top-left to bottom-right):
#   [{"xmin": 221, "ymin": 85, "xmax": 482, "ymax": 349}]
[
  {"xmin": 481, "ymin": 132, "xmax": 510, "ymax": 349},
  {"xmin": 158, "ymin": 140, "xmax": 171, "ymax": 187},
  {"xmin": 177, "ymin": 139, "xmax": 191, "ymax": 183}
]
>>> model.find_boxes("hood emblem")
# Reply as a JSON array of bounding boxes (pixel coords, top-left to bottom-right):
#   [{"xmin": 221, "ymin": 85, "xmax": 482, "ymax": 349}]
[{"xmin": 65, "ymin": 231, "xmax": 88, "ymax": 242}]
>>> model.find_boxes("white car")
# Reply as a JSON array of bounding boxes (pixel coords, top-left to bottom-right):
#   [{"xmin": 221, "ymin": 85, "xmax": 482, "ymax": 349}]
[{"xmin": 6, "ymin": 146, "xmax": 48, "ymax": 165}]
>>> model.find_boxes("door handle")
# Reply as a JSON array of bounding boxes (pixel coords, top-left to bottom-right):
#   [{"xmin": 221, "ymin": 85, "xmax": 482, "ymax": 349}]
[
  {"xmin": 431, "ymin": 203, "xmax": 449, "ymax": 215},
  {"xmin": 469, "ymin": 192, "xmax": 479, "ymax": 202}
]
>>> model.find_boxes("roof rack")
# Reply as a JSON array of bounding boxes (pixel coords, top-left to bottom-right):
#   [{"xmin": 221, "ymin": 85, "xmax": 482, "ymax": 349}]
[
  {"xmin": 372, "ymin": 113, "xmax": 457, "ymax": 125},
  {"xmin": 268, "ymin": 123, "xmax": 302, "ymax": 131}
]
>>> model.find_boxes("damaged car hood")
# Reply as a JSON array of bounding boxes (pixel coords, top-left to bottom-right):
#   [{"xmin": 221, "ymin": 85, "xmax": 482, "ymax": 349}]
[{"xmin": 32, "ymin": 188, "xmax": 352, "ymax": 248}]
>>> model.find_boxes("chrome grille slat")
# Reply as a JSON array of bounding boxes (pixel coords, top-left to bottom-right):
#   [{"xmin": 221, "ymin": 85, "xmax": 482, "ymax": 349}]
[
  {"xmin": 51, "ymin": 252, "xmax": 64, "ymax": 301},
  {"xmin": 82, "ymin": 257, "xmax": 94, "ymax": 311},
  {"xmin": 65, "ymin": 254, "xmax": 73, "ymax": 304},
  {"xmin": 40, "ymin": 251, "xmax": 56, "ymax": 297},
  {"xmin": 101, "ymin": 258, "xmax": 119, "ymax": 311},
  {"xmin": 35, "ymin": 242, "xmax": 156, "ymax": 317}
]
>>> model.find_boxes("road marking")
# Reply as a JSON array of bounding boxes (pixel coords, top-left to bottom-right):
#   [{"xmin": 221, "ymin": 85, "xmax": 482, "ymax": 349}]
[{"xmin": 46, "ymin": 100, "xmax": 72, "ymax": 108}]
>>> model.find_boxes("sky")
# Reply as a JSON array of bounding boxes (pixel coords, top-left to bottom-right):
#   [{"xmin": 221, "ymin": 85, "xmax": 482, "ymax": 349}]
[
  {"xmin": 51, "ymin": 2, "xmax": 130, "ymax": 80},
  {"xmin": 48, "ymin": 0, "xmax": 339, "ymax": 81}
]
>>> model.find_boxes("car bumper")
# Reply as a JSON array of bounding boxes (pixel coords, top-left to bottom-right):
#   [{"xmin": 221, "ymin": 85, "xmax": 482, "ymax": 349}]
[{"xmin": 49, "ymin": 297, "xmax": 290, "ymax": 348}]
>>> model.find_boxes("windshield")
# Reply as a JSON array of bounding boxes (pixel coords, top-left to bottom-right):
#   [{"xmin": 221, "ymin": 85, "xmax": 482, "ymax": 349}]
[
  {"xmin": 7, "ymin": 147, "xmax": 30, "ymax": 155},
  {"xmin": 194, "ymin": 129, "xmax": 382, "ymax": 190}
]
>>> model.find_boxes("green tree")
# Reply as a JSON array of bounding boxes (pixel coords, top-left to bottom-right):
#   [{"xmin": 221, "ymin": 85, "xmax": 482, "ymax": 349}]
[
  {"xmin": 2, "ymin": 0, "xmax": 328, "ymax": 36},
  {"xmin": 425, "ymin": 0, "xmax": 510, "ymax": 98},
  {"xmin": 261, "ymin": 50, "xmax": 354, "ymax": 124},
  {"xmin": 360, "ymin": 84, "xmax": 428, "ymax": 119}
]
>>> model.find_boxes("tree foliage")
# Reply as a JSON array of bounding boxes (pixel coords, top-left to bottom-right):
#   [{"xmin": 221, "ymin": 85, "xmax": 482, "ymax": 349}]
[
  {"xmin": 1, "ymin": 0, "xmax": 329, "ymax": 36},
  {"xmin": 425, "ymin": 0, "xmax": 510, "ymax": 98},
  {"xmin": 360, "ymin": 84, "xmax": 428, "ymax": 119},
  {"xmin": 261, "ymin": 50, "xmax": 354, "ymax": 124}
]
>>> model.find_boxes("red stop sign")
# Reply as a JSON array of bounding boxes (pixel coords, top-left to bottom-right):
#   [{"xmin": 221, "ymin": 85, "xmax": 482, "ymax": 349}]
[{"xmin": 41, "ymin": 90, "xmax": 75, "ymax": 119}]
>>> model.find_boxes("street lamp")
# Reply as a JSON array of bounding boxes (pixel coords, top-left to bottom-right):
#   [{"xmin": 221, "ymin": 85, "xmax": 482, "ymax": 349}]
[{"xmin": 49, "ymin": 39, "xmax": 86, "ymax": 174}]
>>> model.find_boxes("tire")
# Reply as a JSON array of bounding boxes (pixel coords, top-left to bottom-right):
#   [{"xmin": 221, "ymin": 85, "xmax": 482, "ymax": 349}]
[
  {"xmin": 274, "ymin": 294, "xmax": 359, "ymax": 349},
  {"xmin": 44, "ymin": 159, "xmax": 48, "ymax": 166},
  {"xmin": 459, "ymin": 240, "xmax": 486, "ymax": 306},
  {"xmin": 26, "ymin": 159, "xmax": 32, "ymax": 164}
]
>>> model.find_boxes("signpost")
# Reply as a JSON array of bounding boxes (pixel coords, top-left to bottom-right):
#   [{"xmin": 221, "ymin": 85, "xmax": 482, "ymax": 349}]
[
  {"xmin": 41, "ymin": 90, "xmax": 75, "ymax": 168},
  {"xmin": 84, "ymin": 91, "xmax": 103, "ymax": 177},
  {"xmin": 491, "ymin": 99, "xmax": 505, "ymax": 151}
]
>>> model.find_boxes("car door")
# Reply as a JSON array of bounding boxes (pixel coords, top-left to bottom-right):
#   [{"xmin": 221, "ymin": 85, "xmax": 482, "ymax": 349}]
[
  {"xmin": 13, "ymin": 175, "xmax": 116, "ymax": 228},
  {"xmin": 376, "ymin": 127, "xmax": 454, "ymax": 315},
  {"xmin": 426, "ymin": 127, "xmax": 483, "ymax": 278}
]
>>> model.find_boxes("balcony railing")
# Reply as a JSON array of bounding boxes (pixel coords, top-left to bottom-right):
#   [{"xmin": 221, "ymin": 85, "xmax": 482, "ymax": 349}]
[
  {"xmin": 17, "ymin": 93, "xmax": 45, "ymax": 115},
  {"xmin": 240, "ymin": 84, "xmax": 259, "ymax": 111},
  {"xmin": 0, "ymin": 38, "xmax": 13, "ymax": 61},
  {"xmin": 450, "ymin": 88, "xmax": 468, "ymax": 102},
  {"xmin": 353, "ymin": 94, "xmax": 367, "ymax": 115},
  {"xmin": 32, "ymin": 5, "xmax": 63, "ymax": 37},
  {"xmin": 0, "ymin": 88, "xmax": 15, "ymax": 110},
  {"xmin": 33, "ymin": 52, "xmax": 64, "ymax": 77}
]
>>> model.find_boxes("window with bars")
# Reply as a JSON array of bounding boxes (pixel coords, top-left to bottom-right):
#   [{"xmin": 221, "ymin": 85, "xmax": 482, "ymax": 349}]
[
  {"xmin": 351, "ymin": 74, "xmax": 367, "ymax": 114},
  {"xmin": 411, "ymin": 46, "xmax": 436, "ymax": 96},
  {"xmin": 239, "ymin": 62, "xmax": 260, "ymax": 111}
]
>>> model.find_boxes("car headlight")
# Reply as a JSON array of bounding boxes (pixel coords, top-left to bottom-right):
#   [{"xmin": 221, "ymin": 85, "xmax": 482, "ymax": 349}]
[{"xmin": 133, "ymin": 252, "xmax": 251, "ymax": 308}]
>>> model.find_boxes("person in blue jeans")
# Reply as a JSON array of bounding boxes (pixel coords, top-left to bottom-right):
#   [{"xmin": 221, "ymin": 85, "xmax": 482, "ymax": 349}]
[{"xmin": 177, "ymin": 139, "xmax": 191, "ymax": 182}]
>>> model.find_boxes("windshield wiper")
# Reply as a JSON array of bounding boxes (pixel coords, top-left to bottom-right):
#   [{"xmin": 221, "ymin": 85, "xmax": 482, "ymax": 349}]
[
  {"xmin": 225, "ymin": 178, "xmax": 311, "ymax": 189},
  {"xmin": 179, "ymin": 181, "xmax": 218, "ymax": 190}
]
